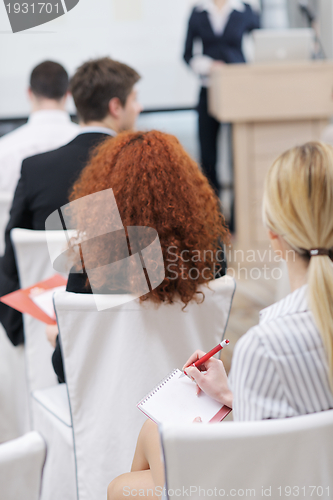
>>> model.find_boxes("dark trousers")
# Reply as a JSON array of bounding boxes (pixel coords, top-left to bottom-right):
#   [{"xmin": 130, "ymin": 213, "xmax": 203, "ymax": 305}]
[
  {"xmin": 197, "ymin": 87, "xmax": 221, "ymax": 194},
  {"xmin": 197, "ymin": 87, "xmax": 235, "ymax": 232}
]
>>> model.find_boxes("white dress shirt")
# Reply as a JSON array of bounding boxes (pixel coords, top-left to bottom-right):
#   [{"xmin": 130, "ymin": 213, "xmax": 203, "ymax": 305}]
[
  {"xmin": 0, "ymin": 110, "xmax": 79, "ymax": 193},
  {"xmin": 229, "ymin": 285, "xmax": 333, "ymax": 421},
  {"xmin": 76, "ymin": 126, "xmax": 116, "ymax": 137}
]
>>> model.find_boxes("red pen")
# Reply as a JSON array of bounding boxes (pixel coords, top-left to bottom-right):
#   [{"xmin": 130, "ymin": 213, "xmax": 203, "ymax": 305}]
[{"xmin": 181, "ymin": 339, "xmax": 229, "ymax": 377}]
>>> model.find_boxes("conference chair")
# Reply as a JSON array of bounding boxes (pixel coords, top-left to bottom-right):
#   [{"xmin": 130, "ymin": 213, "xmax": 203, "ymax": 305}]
[
  {"xmin": 1, "ymin": 224, "xmax": 61, "ymax": 441},
  {"xmin": 11, "ymin": 228, "xmax": 72, "ymax": 398},
  {"xmin": 32, "ymin": 275, "xmax": 236, "ymax": 500},
  {"xmin": 0, "ymin": 191, "xmax": 12, "ymax": 255},
  {"xmin": 0, "ymin": 323, "xmax": 28, "ymax": 443},
  {"xmin": 0, "ymin": 431, "xmax": 46, "ymax": 500},
  {"xmin": 9, "ymin": 227, "xmax": 73, "ymax": 450},
  {"xmin": 160, "ymin": 409, "xmax": 333, "ymax": 500},
  {"xmin": 32, "ymin": 384, "xmax": 76, "ymax": 500}
]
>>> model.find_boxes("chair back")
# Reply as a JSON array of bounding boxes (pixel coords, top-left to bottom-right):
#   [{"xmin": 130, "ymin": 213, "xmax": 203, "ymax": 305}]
[
  {"xmin": 0, "ymin": 326, "xmax": 28, "ymax": 442},
  {"xmin": 10, "ymin": 229, "xmax": 71, "ymax": 394},
  {"xmin": 0, "ymin": 191, "xmax": 12, "ymax": 255},
  {"xmin": 54, "ymin": 275, "xmax": 235, "ymax": 500},
  {"xmin": 160, "ymin": 410, "xmax": 333, "ymax": 500},
  {"xmin": 0, "ymin": 431, "xmax": 46, "ymax": 500}
]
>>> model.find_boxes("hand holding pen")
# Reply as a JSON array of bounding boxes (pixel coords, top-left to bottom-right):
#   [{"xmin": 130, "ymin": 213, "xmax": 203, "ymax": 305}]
[
  {"xmin": 182, "ymin": 339, "xmax": 233, "ymax": 408},
  {"xmin": 183, "ymin": 339, "xmax": 229, "ymax": 373}
]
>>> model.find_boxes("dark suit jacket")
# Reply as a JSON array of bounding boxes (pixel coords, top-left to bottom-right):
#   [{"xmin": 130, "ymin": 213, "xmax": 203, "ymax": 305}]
[
  {"xmin": 184, "ymin": 3, "xmax": 260, "ymax": 66},
  {"xmin": 0, "ymin": 132, "xmax": 110, "ymax": 345}
]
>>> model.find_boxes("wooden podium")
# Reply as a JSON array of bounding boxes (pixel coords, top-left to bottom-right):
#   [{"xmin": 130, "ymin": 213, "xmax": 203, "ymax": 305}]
[{"xmin": 209, "ymin": 61, "xmax": 333, "ymax": 252}]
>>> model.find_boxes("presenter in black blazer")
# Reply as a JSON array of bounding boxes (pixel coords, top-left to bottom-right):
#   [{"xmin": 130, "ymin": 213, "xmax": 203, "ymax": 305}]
[
  {"xmin": 184, "ymin": 0, "xmax": 260, "ymax": 199},
  {"xmin": 0, "ymin": 57, "xmax": 142, "ymax": 346}
]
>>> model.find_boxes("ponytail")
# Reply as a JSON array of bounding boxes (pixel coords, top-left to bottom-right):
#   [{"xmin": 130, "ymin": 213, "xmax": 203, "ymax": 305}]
[
  {"xmin": 308, "ymin": 256, "xmax": 333, "ymax": 385},
  {"xmin": 263, "ymin": 142, "xmax": 333, "ymax": 389}
]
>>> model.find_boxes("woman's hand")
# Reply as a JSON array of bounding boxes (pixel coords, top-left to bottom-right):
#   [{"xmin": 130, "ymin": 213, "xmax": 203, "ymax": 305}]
[
  {"xmin": 183, "ymin": 350, "xmax": 233, "ymax": 408},
  {"xmin": 46, "ymin": 324, "xmax": 59, "ymax": 349}
]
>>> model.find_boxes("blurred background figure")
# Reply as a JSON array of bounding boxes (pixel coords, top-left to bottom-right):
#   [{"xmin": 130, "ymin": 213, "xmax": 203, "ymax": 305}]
[
  {"xmin": 183, "ymin": 0, "xmax": 260, "ymax": 231},
  {"xmin": 0, "ymin": 61, "xmax": 78, "ymax": 194}
]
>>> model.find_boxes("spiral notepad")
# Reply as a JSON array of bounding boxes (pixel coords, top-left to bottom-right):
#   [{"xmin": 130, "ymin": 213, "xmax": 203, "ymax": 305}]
[{"xmin": 137, "ymin": 369, "xmax": 231, "ymax": 424}]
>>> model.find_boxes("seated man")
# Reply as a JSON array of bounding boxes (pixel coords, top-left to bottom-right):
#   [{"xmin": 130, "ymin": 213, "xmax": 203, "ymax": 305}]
[
  {"xmin": 0, "ymin": 57, "xmax": 142, "ymax": 345},
  {"xmin": 0, "ymin": 60, "xmax": 79, "ymax": 193}
]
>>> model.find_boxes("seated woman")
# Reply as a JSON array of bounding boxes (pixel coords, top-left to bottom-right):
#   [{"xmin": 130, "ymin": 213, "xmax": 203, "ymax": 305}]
[
  {"xmin": 107, "ymin": 141, "xmax": 333, "ymax": 499},
  {"xmin": 51, "ymin": 130, "xmax": 229, "ymax": 382}
]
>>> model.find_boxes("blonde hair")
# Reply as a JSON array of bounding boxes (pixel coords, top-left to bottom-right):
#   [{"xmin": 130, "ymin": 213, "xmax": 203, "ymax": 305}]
[{"xmin": 263, "ymin": 141, "xmax": 333, "ymax": 387}]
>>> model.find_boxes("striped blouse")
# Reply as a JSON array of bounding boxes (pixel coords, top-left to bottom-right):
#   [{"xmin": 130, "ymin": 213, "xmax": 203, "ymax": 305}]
[{"xmin": 228, "ymin": 285, "xmax": 333, "ymax": 421}]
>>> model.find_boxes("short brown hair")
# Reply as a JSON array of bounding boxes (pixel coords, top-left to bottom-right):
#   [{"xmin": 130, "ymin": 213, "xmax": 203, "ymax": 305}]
[
  {"xmin": 30, "ymin": 61, "xmax": 69, "ymax": 100},
  {"xmin": 70, "ymin": 57, "xmax": 140, "ymax": 123}
]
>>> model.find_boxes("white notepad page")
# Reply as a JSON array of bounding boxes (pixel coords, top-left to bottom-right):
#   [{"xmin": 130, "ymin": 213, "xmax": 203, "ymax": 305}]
[{"xmin": 137, "ymin": 369, "xmax": 224, "ymax": 424}]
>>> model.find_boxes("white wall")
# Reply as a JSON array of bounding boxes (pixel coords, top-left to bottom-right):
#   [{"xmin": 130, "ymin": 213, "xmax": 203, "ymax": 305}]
[
  {"xmin": 318, "ymin": 0, "xmax": 333, "ymax": 58},
  {"xmin": 261, "ymin": 0, "xmax": 289, "ymax": 29},
  {"xmin": 0, "ymin": 0, "xmax": 199, "ymax": 118},
  {"xmin": 288, "ymin": 0, "xmax": 333, "ymax": 59}
]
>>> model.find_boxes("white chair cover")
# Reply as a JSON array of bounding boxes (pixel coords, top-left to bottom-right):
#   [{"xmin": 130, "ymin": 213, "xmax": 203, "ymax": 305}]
[
  {"xmin": 0, "ymin": 195, "xmax": 25, "ymax": 442},
  {"xmin": 160, "ymin": 410, "xmax": 333, "ymax": 500},
  {"xmin": 0, "ymin": 325, "xmax": 29, "ymax": 442},
  {"xmin": 54, "ymin": 275, "xmax": 235, "ymax": 500},
  {"xmin": 32, "ymin": 385, "xmax": 76, "ymax": 500},
  {"xmin": 0, "ymin": 191, "xmax": 12, "ymax": 256},
  {"xmin": 11, "ymin": 229, "xmax": 71, "ymax": 397},
  {"xmin": 0, "ymin": 431, "xmax": 46, "ymax": 500}
]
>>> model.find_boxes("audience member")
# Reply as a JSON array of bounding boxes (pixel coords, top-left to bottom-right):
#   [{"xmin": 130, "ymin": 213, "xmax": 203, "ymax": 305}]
[
  {"xmin": 51, "ymin": 130, "xmax": 229, "ymax": 382},
  {"xmin": 0, "ymin": 57, "xmax": 142, "ymax": 346},
  {"xmin": 107, "ymin": 141, "xmax": 333, "ymax": 499},
  {"xmin": 0, "ymin": 61, "xmax": 78, "ymax": 193}
]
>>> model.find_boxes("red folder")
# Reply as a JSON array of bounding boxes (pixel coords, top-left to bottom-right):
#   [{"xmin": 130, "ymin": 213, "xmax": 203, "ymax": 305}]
[{"xmin": 0, "ymin": 274, "xmax": 67, "ymax": 325}]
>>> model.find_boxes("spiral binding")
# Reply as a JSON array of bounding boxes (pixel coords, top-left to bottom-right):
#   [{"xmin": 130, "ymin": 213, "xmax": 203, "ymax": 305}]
[{"xmin": 138, "ymin": 369, "xmax": 179, "ymax": 406}]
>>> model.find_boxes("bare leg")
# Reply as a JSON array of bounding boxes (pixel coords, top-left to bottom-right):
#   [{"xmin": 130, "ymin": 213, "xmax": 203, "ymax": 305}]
[{"xmin": 108, "ymin": 420, "xmax": 165, "ymax": 500}]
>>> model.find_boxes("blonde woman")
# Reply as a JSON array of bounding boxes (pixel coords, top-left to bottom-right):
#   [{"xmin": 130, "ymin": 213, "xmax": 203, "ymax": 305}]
[{"xmin": 108, "ymin": 142, "xmax": 333, "ymax": 499}]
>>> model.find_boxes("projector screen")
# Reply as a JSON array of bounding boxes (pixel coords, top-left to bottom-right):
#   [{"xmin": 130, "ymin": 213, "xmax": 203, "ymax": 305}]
[{"xmin": 0, "ymin": 0, "xmax": 200, "ymax": 118}]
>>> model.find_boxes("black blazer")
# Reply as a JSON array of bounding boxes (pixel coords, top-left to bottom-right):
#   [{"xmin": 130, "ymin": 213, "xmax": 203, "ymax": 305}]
[
  {"xmin": 184, "ymin": 3, "xmax": 260, "ymax": 66},
  {"xmin": 0, "ymin": 132, "xmax": 110, "ymax": 345}
]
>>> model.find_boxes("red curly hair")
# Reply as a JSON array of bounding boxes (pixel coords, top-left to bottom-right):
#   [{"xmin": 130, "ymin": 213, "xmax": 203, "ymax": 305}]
[{"xmin": 69, "ymin": 130, "xmax": 229, "ymax": 306}]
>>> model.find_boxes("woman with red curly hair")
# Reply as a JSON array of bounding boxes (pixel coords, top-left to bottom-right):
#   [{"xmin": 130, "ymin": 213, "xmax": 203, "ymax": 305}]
[{"xmin": 51, "ymin": 130, "xmax": 229, "ymax": 382}]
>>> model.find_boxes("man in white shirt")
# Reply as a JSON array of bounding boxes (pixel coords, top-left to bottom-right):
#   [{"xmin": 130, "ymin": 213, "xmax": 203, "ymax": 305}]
[{"xmin": 0, "ymin": 60, "xmax": 79, "ymax": 193}]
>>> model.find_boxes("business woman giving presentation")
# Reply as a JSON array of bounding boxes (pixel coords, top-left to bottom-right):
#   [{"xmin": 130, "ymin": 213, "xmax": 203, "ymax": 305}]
[{"xmin": 184, "ymin": 0, "xmax": 260, "ymax": 198}]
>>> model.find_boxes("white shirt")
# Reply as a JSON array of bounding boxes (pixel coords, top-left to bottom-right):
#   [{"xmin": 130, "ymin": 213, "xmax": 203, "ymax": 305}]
[
  {"xmin": 0, "ymin": 110, "xmax": 79, "ymax": 193},
  {"xmin": 198, "ymin": 0, "xmax": 246, "ymax": 36},
  {"xmin": 76, "ymin": 126, "xmax": 116, "ymax": 137},
  {"xmin": 229, "ymin": 285, "xmax": 333, "ymax": 421}
]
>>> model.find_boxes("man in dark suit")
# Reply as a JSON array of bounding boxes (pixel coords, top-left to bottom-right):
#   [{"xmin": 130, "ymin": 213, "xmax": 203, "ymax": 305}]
[{"xmin": 0, "ymin": 57, "xmax": 142, "ymax": 345}]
